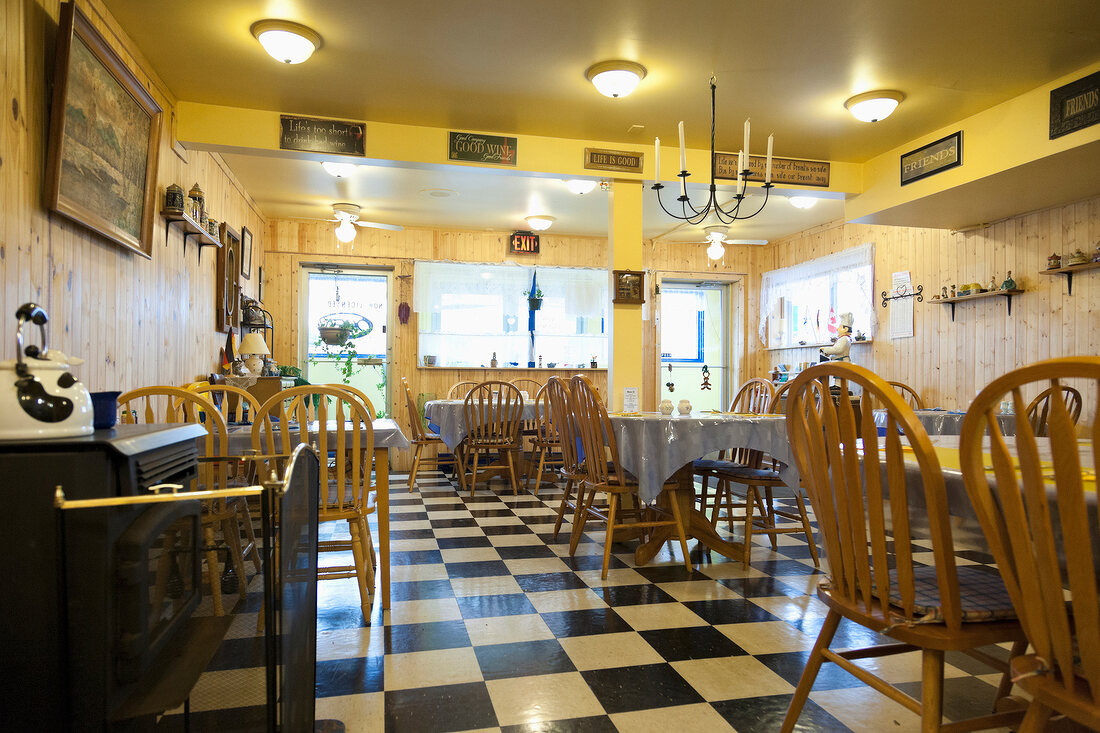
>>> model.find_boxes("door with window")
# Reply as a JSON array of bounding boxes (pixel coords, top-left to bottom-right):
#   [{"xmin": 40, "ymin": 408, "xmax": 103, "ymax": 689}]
[
  {"xmin": 300, "ymin": 268, "xmax": 391, "ymax": 417},
  {"xmin": 659, "ymin": 282, "xmax": 728, "ymax": 412}
]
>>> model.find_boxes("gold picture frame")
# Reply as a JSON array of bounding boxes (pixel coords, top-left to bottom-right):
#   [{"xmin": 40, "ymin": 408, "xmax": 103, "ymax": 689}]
[
  {"xmin": 45, "ymin": 3, "xmax": 162, "ymax": 258},
  {"xmin": 613, "ymin": 269, "xmax": 645, "ymax": 305}
]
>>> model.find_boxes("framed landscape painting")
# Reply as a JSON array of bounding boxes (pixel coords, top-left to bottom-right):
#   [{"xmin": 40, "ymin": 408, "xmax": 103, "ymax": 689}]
[{"xmin": 45, "ymin": 2, "xmax": 162, "ymax": 258}]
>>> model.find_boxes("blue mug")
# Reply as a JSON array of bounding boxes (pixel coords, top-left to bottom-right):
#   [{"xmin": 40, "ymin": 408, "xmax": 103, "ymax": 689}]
[{"xmin": 90, "ymin": 391, "xmax": 122, "ymax": 430}]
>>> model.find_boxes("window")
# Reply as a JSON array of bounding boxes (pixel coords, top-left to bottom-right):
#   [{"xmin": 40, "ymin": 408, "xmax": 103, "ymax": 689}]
[
  {"xmin": 414, "ymin": 262, "xmax": 607, "ymax": 368},
  {"xmin": 759, "ymin": 243, "xmax": 876, "ymax": 348}
]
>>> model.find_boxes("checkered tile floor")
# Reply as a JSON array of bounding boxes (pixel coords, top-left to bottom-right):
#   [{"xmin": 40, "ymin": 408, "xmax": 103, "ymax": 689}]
[{"xmin": 309, "ymin": 469, "xmax": 1017, "ymax": 733}]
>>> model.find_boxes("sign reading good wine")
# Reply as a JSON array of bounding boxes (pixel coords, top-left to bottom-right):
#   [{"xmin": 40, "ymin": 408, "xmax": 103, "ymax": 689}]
[
  {"xmin": 279, "ymin": 115, "xmax": 365, "ymax": 156},
  {"xmin": 584, "ymin": 148, "xmax": 644, "ymax": 173},
  {"xmin": 509, "ymin": 231, "xmax": 540, "ymax": 254},
  {"xmin": 449, "ymin": 132, "xmax": 517, "ymax": 166},
  {"xmin": 714, "ymin": 153, "xmax": 830, "ymax": 187}
]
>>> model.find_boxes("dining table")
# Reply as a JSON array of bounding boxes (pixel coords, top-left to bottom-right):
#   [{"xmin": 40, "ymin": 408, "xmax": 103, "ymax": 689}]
[
  {"xmin": 873, "ymin": 408, "xmax": 1016, "ymax": 436},
  {"xmin": 423, "ymin": 398, "xmax": 538, "ymax": 450},
  {"xmin": 224, "ymin": 418, "xmax": 411, "ymax": 611}
]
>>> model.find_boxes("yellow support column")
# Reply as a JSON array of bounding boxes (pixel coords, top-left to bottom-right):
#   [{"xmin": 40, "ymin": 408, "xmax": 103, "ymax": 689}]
[{"xmin": 608, "ymin": 180, "xmax": 644, "ymax": 412}]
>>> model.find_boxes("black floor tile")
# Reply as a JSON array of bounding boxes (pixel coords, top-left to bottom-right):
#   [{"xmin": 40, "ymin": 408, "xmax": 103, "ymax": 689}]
[
  {"xmin": 557, "ymin": 554, "xmax": 626, "ymax": 572},
  {"xmin": 389, "ymin": 511, "xmax": 429, "ymax": 522},
  {"xmin": 755, "ymin": 651, "xmax": 865, "ymax": 691},
  {"xmin": 435, "ymin": 535, "xmax": 493, "ymax": 549},
  {"xmin": 682, "ymin": 598, "xmax": 781, "ymax": 625},
  {"xmin": 749, "ymin": 559, "xmax": 824, "ymax": 576},
  {"xmin": 429, "ymin": 517, "xmax": 480, "ymax": 528},
  {"xmin": 630, "ymin": 565, "xmax": 699, "ymax": 583},
  {"xmin": 159, "ymin": 705, "xmax": 269, "ymax": 733},
  {"xmin": 519, "ymin": 513, "xmax": 561, "ymax": 524},
  {"xmin": 716, "ymin": 576, "xmax": 807, "ymax": 598},
  {"xmin": 514, "ymin": 572, "xmax": 590, "ymax": 592},
  {"xmin": 773, "ymin": 544, "xmax": 822, "ymax": 561},
  {"xmin": 205, "ymin": 636, "xmax": 266, "ymax": 671},
  {"xmin": 444, "ymin": 560, "xmax": 511, "ymax": 578},
  {"xmin": 711, "ymin": 693, "xmax": 850, "ymax": 732},
  {"xmin": 639, "ymin": 625, "xmax": 748, "ymax": 661},
  {"xmin": 540, "ymin": 608, "xmax": 632, "ymax": 638},
  {"xmin": 315, "ymin": 655, "xmax": 384, "ymax": 697},
  {"xmin": 581, "ymin": 663, "xmax": 704, "ymax": 714},
  {"xmin": 390, "ymin": 579, "xmax": 455, "ymax": 602},
  {"xmin": 894, "ymin": 676, "xmax": 1000, "ymax": 725},
  {"xmin": 390, "ymin": 550, "xmax": 444, "ymax": 566},
  {"xmin": 384, "ymin": 682, "xmax": 498, "ymax": 733},
  {"xmin": 791, "ymin": 616, "xmax": 892, "ymax": 649},
  {"xmin": 501, "ymin": 715, "xmax": 618, "ymax": 733},
  {"xmin": 383, "ymin": 620, "xmax": 471, "ymax": 654},
  {"xmin": 482, "ymin": 524, "xmax": 536, "ymax": 536},
  {"xmin": 474, "ymin": 638, "xmax": 576, "ymax": 680},
  {"xmin": 495, "ymin": 544, "xmax": 560, "ymax": 559},
  {"xmin": 456, "ymin": 593, "xmax": 537, "ymax": 619},
  {"xmin": 468, "ymin": 508, "xmax": 517, "ymax": 518},
  {"xmin": 389, "ymin": 528, "xmax": 436, "ymax": 540},
  {"xmin": 593, "ymin": 583, "xmax": 676, "ymax": 607}
]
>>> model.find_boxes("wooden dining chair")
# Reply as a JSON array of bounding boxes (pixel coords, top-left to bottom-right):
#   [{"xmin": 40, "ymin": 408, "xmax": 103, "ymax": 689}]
[
  {"xmin": 402, "ymin": 377, "xmax": 446, "ymax": 491},
  {"xmin": 546, "ymin": 377, "xmax": 590, "ymax": 555},
  {"xmin": 327, "ymin": 383, "xmax": 377, "ymax": 420},
  {"xmin": 252, "ymin": 385, "xmax": 378, "ymax": 617},
  {"xmin": 571, "ymin": 374, "xmax": 693, "ymax": 580},
  {"xmin": 447, "ymin": 380, "xmax": 478, "ymax": 399},
  {"xmin": 118, "ymin": 387, "xmax": 257, "ymax": 617},
  {"xmin": 460, "ymin": 381, "xmax": 524, "ymax": 495},
  {"xmin": 525, "ymin": 382, "xmax": 564, "ymax": 494},
  {"xmin": 960, "ymin": 357, "xmax": 1100, "ymax": 732},
  {"xmin": 780, "ymin": 362, "xmax": 1026, "ymax": 733},
  {"xmin": 510, "ymin": 378, "xmax": 543, "ymax": 394},
  {"xmin": 192, "ymin": 383, "xmax": 262, "ymax": 426},
  {"xmin": 888, "ymin": 380, "xmax": 926, "ymax": 409},
  {"xmin": 1024, "ymin": 384, "xmax": 1082, "ymax": 437}
]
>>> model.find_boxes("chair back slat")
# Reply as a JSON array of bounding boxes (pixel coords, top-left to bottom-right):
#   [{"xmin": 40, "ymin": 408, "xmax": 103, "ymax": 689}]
[
  {"xmin": 533, "ymin": 383, "xmax": 559, "ymax": 445},
  {"xmin": 887, "ymin": 380, "xmax": 925, "ymax": 410},
  {"xmin": 727, "ymin": 378, "xmax": 775, "ymax": 465},
  {"xmin": 545, "ymin": 377, "xmax": 580, "ymax": 478},
  {"xmin": 192, "ymin": 384, "xmax": 262, "ymax": 425},
  {"xmin": 447, "ymin": 380, "xmax": 478, "ymax": 399},
  {"xmin": 402, "ymin": 377, "xmax": 427, "ymax": 441},
  {"xmin": 960, "ymin": 357, "xmax": 1100, "ymax": 706},
  {"xmin": 327, "ymin": 384, "xmax": 377, "ymax": 420},
  {"xmin": 571, "ymin": 375, "xmax": 621, "ymax": 487},
  {"xmin": 786, "ymin": 363, "xmax": 960, "ymax": 630},
  {"xmin": 463, "ymin": 381, "xmax": 523, "ymax": 448}
]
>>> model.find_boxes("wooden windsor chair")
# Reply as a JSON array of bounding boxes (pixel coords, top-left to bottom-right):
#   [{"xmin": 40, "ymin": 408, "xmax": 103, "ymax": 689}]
[
  {"xmin": 459, "ymin": 381, "xmax": 524, "ymax": 495},
  {"xmin": 888, "ymin": 380, "xmax": 926, "ymax": 409},
  {"xmin": 326, "ymin": 383, "xmax": 377, "ymax": 420},
  {"xmin": 525, "ymin": 382, "xmax": 564, "ymax": 494},
  {"xmin": 1025, "ymin": 384, "xmax": 1082, "ymax": 437},
  {"xmin": 547, "ymin": 377, "xmax": 590, "ymax": 556},
  {"xmin": 402, "ymin": 377, "xmax": 446, "ymax": 491},
  {"xmin": 447, "ymin": 380, "xmax": 478, "ymax": 399},
  {"xmin": 779, "ymin": 362, "xmax": 1026, "ymax": 733},
  {"xmin": 960, "ymin": 357, "xmax": 1100, "ymax": 732}
]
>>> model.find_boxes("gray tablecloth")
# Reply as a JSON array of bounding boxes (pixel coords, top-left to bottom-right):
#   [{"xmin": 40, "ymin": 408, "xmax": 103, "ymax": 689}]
[
  {"xmin": 225, "ymin": 418, "xmax": 410, "ymax": 454},
  {"xmin": 609, "ymin": 412, "xmax": 798, "ymax": 504},
  {"xmin": 424, "ymin": 399, "xmax": 537, "ymax": 450},
  {"xmin": 873, "ymin": 409, "xmax": 1016, "ymax": 436}
]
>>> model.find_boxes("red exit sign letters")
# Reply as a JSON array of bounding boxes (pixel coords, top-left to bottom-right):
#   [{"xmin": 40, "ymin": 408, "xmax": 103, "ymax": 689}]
[{"xmin": 509, "ymin": 231, "xmax": 540, "ymax": 254}]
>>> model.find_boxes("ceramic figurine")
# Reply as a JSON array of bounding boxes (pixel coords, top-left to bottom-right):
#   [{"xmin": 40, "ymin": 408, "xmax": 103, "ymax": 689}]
[
  {"xmin": 700, "ymin": 365, "xmax": 712, "ymax": 391},
  {"xmin": 1092, "ymin": 243, "xmax": 1100, "ymax": 263},
  {"xmin": 1067, "ymin": 248, "xmax": 1089, "ymax": 266},
  {"xmin": 1047, "ymin": 252, "xmax": 1062, "ymax": 269},
  {"xmin": 538, "ymin": 355, "xmax": 542, "ymax": 368},
  {"xmin": 950, "ymin": 284, "xmax": 957, "ymax": 298},
  {"xmin": 665, "ymin": 364, "xmax": 674, "ymax": 393},
  {"xmin": 990, "ymin": 276, "xmax": 998, "ymax": 291},
  {"xmin": 677, "ymin": 399, "xmax": 692, "ymax": 415},
  {"xmin": 164, "ymin": 183, "xmax": 185, "ymax": 213},
  {"xmin": 820, "ymin": 312, "xmax": 853, "ymax": 363},
  {"xmin": 1001, "ymin": 271, "xmax": 1016, "ymax": 290},
  {"xmin": 490, "ymin": 352, "xmax": 498, "ymax": 368},
  {"xmin": 590, "ymin": 356, "xmax": 598, "ymax": 368},
  {"xmin": 659, "ymin": 399, "xmax": 674, "ymax": 415},
  {"xmin": 941, "ymin": 286, "xmax": 948, "ymax": 299},
  {"xmin": 188, "ymin": 182, "xmax": 205, "ymax": 220}
]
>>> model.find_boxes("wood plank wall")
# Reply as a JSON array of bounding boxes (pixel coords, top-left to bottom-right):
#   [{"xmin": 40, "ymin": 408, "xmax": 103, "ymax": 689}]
[
  {"xmin": 0, "ymin": 0, "xmax": 266, "ymax": 393},
  {"xmin": 749, "ymin": 195, "xmax": 1100, "ymax": 424}
]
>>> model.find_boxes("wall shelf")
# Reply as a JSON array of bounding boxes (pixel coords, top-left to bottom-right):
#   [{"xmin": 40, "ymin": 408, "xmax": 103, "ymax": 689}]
[
  {"xmin": 1039, "ymin": 261, "xmax": 1100, "ymax": 295},
  {"xmin": 932, "ymin": 288, "xmax": 1023, "ymax": 321},
  {"xmin": 161, "ymin": 209, "xmax": 221, "ymax": 263},
  {"xmin": 766, "ymin": 339, "xmax": 873, "ymax": 352}
]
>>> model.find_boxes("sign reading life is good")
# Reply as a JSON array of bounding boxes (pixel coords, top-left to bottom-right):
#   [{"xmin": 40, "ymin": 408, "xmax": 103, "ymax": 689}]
[
  {"xmin": 279, "ymin": 115, "xmax": 365, "ymax": 156},
  {"xmin": 714, "ymin": 153, "xmax": 831, "ymax": 187},
  {"xmin": 584, "ymin": 148, "xmax": 644, "ymax": 173},
  {"xmin": 449, "ymin": 132, "xmax": 517, "ymax": 166},
  {"xmin": 900, "ymin": 132, "xmax": 962, "ymax": 186}
]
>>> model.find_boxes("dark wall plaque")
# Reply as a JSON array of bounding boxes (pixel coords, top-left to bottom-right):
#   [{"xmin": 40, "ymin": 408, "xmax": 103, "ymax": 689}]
[
  {"xmin": 714, "ymin": 153, "xmax": 830, "ymax": 187},
  {"xmin": 449, "ymin": 132, "xmax": 517, "ymax": 166},
  {"xmin": 584, "ymin": 148, "xmax": 643, "ymax": 173},
  {"xmin": 279, "ymin": 115, "xmax": 365, "ymax": 156},
  {"xmin": 509, "ymin": 231, "xmax": 540, "ymax": 254},
  {"xmin": 1050, "ymin": 70, "xmax": 1100, "ymax": 140},
  {"xmin": 900, "ymin": 131, "xmax": 962, "ymax": 185}
]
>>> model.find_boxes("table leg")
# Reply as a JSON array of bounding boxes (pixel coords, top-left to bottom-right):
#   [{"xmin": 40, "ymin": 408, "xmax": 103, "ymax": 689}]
[
  {"xmin": 634, "ymin": 469, "xmax": 745, "ymax": 566},
  {"xmin": 375, "ymin": 446, "xmax": 390, "ymax": 611}
]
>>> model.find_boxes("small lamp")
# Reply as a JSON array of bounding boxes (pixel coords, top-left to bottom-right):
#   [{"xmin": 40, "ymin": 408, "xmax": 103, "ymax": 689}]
[{"xmin": 238, "ymin": 332, "xmax": 270, "ymax": 375}]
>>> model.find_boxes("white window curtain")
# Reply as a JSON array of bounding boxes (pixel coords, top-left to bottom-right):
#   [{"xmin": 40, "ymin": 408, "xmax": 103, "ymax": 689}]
[
  {"xmin": 758, "ymin": 243, "xmax": 876, "ymax": 347},
  {"xmin": 414, "ymin": 261, "xmax": 607, "ymax": 368}
]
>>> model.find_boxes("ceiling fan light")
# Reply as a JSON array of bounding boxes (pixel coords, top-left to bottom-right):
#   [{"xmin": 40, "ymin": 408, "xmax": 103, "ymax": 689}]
[
  {"xmin": 334, "ymin": 219, "xmax": 357, "ymax": 243},
  {"xmin": 585, "ymin": 60, "xmax": 647, "ymax": 98},
  {"xmin": 564, "ymin": 179, "xmax": 597, "ymax": 195},
  {"xmin": 789, "ymin": 196, "xmax": 818, "ymax": 209},
  {"xmin": 843, "ymin": 90, "xmax": 904, "ymax": 122},
  {"xmin": 525, "ymin": 215, "xmax": 555, "ymax": 231},
  {"xmin": 251, "ymin": 20, "xmax": 322, "ymax": 64},
  {"xmin": 321, "ymin": 162, "xmax": 358, "ymax": 177},
  {"xmin": 706, "ymin": 242, "xmax": 725, "ymax": 260}
]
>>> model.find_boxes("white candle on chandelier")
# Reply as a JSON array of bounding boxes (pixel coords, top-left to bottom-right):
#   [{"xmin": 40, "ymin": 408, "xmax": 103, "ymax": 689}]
[
  {"xmin": 677, "ymin": 121, "xmax": 686, "ymax": 172},
  {"xmin": 765, "ymin": 134, "xmax": 774, "ymax": 183},
  {"xmin": 736, "ymin": 150, "xmax": 744, "ymax": 186},
  {"xmin": 743, "ymin": 119, "xmax": 750, "ymax": 170},
  {"xmin": 654, "ymin": 137, "xmax": 660, "ymax": 183}
]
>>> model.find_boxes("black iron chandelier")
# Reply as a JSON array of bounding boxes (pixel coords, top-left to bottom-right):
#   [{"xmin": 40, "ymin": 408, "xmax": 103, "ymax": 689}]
[{"xmin": 652, "ymin": 76, "xmax": 774, "ymax": 226}]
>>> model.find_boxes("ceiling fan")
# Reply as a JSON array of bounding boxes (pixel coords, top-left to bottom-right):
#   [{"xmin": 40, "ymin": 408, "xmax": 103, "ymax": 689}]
[
  {"xmin": 683, "ymin": 225, "xmax": 768, "ymax": 260},
  {"xmin": 328, "ymin": 202, "xmax": 404, "ymax": 243}
]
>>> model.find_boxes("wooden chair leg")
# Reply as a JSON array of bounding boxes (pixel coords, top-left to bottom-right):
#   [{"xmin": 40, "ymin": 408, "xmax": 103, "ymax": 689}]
[
  {"xmin": 763, "ymin": 487, "xmax": 779, "ymax": 550},
  {"xmin": 780, "ymin": 610, "xmax": 841, "ymax": 733},
  {"xmin": 1017, "ymin": 701, "xmax": 1053, "ymax": 733},
  {"xmin": 994, "ymin": 640, "xmax": 1027, "ymax": 702},
  {"xmin": 203, "ymin": 526, "xmax": 224, "ymax": 617},
  {"xmin": 553, "ymin": 478, "xmax": 574, "ymax": 538},
  {"xmin": 698, "ymin": 474, "xmax": 710, "ymax": 517},
  {"xmin": 237, "ymin": 499, "xmax": 263, "ymax": 575},
  {"xmin": 358, "ymin": 515, "xmax": 376, "ymax": 598},
  {"xmin": 742, "ymin": 486, "xmax": 757, "ymax": 567},
  {"xmin": 920, "ymin": 648, "xmax": 945, "ymax": 733},
  {"xmin": 795, "ymin": 493, "xmax": 820, "ymax": 568},
  {"xmin": 221, "ymin": 515, "xmax": 248, "ymax": 602},
  {"xmin": 667, "ymin": 488, "xmax": 693, "ymax": 575},
  {"xmin": 408, "ymin": 444, "xmax": 423, "ymax": 492},
  {"xmin": 531, "ymin": 447, "xmax": 547, "ymax": 495},
  {"xmin": 505, "ymin": 448, "xmax": 519, "ymax": 495},
  {"xmin": 348, "ymin": 519, "xmax": 370, "ymax": 618},
  {"xmin": 601, "ymin": 492, "xmax": 619, "ymax": 580},
  {"xmin": 568, "ymin": 485, "xmax": 594, "ymax": 556},
  {"xmin": 467, "ymin": 448, "xmax": 480, "ymax": 496}
]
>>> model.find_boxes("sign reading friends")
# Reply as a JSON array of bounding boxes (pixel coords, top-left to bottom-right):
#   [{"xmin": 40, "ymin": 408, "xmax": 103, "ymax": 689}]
[
  {"xmin": 900, "ymin": 132, "xmax": 962, "ymax": 186},
  {"xmin": 584, "ymin": 148, "xmax": 644, "ymax": 174},
  {"xmin": 449, "ymin": 132, "xmax": 517, "ymax": 166},
  {"xmin": 714, "ymin": 153, "xmax": 830, "ymax": 187},
  {"xmin": 279, "ymin": 115, "xmax": 365, "ymax": 156},
  {"xmin": 509, "ymin": 231, "xmax": 540, "ymax": 254}
]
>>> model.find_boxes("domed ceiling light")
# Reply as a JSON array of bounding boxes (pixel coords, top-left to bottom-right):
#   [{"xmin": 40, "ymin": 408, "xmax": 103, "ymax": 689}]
[
  {"xmin": 525, "ymin": 215, "xmax": 555, "ymax": 231},
  {"xmin": 321, "ymin": 162, "xmax": 358, "ymax": 177},
  {"xmin": 585, "ymin": 60, "xmax": 647, "ymax": 98},
  {"xmin": 704, "ymin": 226, "xmax": 727, "ymax": 261},
  {"xmin": 564, "ymin": 179, "xmax": 597, "ymax": 195},
  {"xmin": 843, "ymin": 90, "xmax": 904, "ymax": 122},
  {"xmin": 251, "ymin": 20, "xmax": 322, "ymax": 64},
  {"xmin": 788, "ymin": 196, "xmax": 818, "ymax": 209}
]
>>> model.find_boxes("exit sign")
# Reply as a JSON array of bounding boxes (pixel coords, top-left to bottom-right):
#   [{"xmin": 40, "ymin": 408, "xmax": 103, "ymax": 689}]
[{"xmin": 509, "ymin": 231, "xmax": 540, "ymax": 254}]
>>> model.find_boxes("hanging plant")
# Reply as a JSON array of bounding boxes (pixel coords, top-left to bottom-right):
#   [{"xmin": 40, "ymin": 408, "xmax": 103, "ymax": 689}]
[
  {"xmin": 524, "ymin": 287, "xmax": 544, "ymax": 311},
  {"xmin": 310, "ymin": 334, "xmax": 363, "ymax": 383}
]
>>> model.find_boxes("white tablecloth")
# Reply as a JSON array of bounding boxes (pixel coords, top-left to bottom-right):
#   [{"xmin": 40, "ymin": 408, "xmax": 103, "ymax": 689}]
[
  {"xmin": 225, "ymin": 418, "xmax": 410, "ymax": 454},
  {"xmin": 609, "ymin": 412, "xmax": 798, "ymax": 504},
  {"xmin": 873, "ymin": 409, "xmax": 1016, "ymax": 436},
  {"xmin": 424, "ymin": 399, "xmax": 537, "ymax": 450}
]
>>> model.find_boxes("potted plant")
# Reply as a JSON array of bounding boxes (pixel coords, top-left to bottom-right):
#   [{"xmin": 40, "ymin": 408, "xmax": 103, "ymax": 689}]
[
  {"xmin": 524, "ymin": 287, "xmax": 544, "ymax": 310},
  {"xmin": 318, "ymin": 317, "xmax": 357, "ymax": 346},
  {"xmin": 310, "ymin": 334, "xmax": 363, "ymax": 383}
]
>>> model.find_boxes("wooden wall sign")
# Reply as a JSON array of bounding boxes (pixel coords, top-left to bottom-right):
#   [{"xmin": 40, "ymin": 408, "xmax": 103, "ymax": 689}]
[
  {"xmin": 714, "ymin": 153, "xmax": 830, "ymax": 187},
  {"xmin": 449, "ymin": 132, "xmax": 517, "ymax": 166},
  {"xmin": 612, "ymin": 270, "xmax": 645, "ymax": 305},
  {"xmin": 901, "ymin": 131, "xmax": 962, "ymax": 185},
  {"xmin": 217, "ymin": 223, "xmax": 241, "ymax": 332},
  {"xmin": 509, "ymin": 231, "xmax": 540, "ymax": 254},
  {"xmin": 584, "ymin": 148, "xmax": 644, "ymax": 173},
  {"xmin": 279, "ymin": 115, "xmax": 365, "ymax": 156},
  {"xmin": 1050, "ymin": 70, "xmax": 1100, "ymax": 139}
]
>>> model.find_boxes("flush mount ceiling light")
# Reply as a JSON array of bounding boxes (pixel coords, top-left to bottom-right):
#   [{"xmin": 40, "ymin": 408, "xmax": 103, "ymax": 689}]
[
  {"xmin": 843, "ymin": 90, "xmax": 904, "ymax": 122},
  {"xmin": 420, "ymin": 188, "xmax": 457, "ymax": 199},
  {"xmin": 525, "ymin": 215, "xmax": 555, "ymax": 231},
  {"xmin": 585, "ymin": 60, "xmax": 647, "ymax": 98},
  {"xmin": 251, "ymin": 20, "xmax": 322, "ymax": 64},
  {"xmin": 564, "ymin": 179, "xmax": 598, "ymax": 195},
  {"xmin": 788, "ymin": 195, "xmax": 818, "ymax": 209},
  {"xmin": 321, "ymin": 161, "xmax": 358, "ymax": 178}
]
